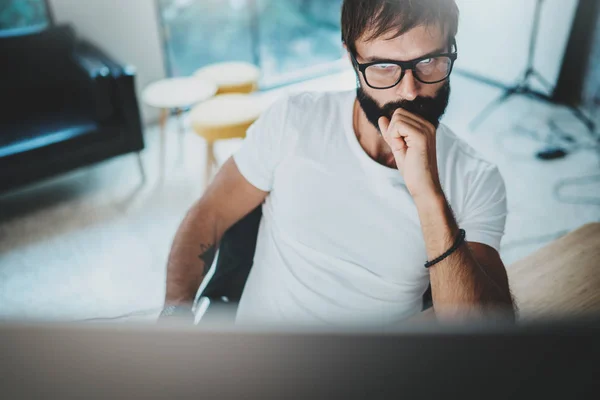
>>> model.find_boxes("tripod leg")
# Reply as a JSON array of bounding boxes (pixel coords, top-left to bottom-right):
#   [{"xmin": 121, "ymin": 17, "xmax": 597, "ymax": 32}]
[
  {"xmin": 469, "ymin": 89, "xmax": 516, "ymax": 132},
  {"xmin": 565, "ymin": 104, "xmax": 596, "ymax": 133},
  {"xmin": 176, "ymin": 108, "xmax": 186, "ymax": 165},
  {"xmin": 158, "ymin": 108, "xmax": 168, "ymax": 182},
  {"xmin": 531, "ymin": 70, "xmax": 554, "ymax": 93}
]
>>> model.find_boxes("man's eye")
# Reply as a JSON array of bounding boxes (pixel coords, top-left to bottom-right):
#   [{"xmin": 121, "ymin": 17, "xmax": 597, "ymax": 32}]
[
  {"xmin": 373, "ymin": 63, "xmax": 396, "ymax": 70},
  {"xmin": 418, "ymin": 58, "xmax": 434, "ymax": 65}
]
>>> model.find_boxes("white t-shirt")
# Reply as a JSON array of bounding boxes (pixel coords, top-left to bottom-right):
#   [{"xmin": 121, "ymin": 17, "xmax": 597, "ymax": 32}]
[{"xmin": 232, "ymin": 90, "xmax": 507, "ymax": 326}]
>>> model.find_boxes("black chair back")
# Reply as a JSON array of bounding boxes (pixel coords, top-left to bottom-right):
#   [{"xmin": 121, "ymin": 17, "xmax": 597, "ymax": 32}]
[{"xmin": 201, "ymin": 206, "xmax": 262, "ymax": 302}]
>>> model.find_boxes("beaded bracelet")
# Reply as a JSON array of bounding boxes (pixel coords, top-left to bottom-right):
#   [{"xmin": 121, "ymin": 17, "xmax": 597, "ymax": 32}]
[{"xmin": 424, "ymin": 228, "xmax": 466, "ymax": 268}]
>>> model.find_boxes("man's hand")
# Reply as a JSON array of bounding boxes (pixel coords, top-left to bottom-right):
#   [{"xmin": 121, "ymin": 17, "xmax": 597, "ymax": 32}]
[
  {"xmin": 157, "ymin": 304, "xmax": 196, "ymax": 325},
  {"xmin": 378, "ymin": 109, "xmax": 443, "ymax": 200}
]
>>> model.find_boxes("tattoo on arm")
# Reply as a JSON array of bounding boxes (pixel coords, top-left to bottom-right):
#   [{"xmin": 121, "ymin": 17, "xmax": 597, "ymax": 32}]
[{"xmin": 198, "ymin": 243, "xmax": 217, "ymax": 276}]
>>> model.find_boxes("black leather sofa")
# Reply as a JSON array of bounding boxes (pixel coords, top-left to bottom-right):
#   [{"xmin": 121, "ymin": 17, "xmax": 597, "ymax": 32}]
[{"xmin": 0, "ymin": 24, "xmax": 145, "ymax": 194}]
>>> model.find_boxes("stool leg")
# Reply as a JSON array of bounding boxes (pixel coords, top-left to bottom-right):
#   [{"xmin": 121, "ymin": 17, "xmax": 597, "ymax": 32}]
[
  {"xmin": 176, "ymin": 108, "xmax": 185, "ymax": 163},
  {"xmin": 205, "ymin": 141, "xmax": 215, "ymax": 186},
  {"xmin": 136, "ymin": 151, "xmax": 146, "ymax": 184},
  {"xmin": 159, "ymin": 108, "xmax": 169, "ymax": 180}
]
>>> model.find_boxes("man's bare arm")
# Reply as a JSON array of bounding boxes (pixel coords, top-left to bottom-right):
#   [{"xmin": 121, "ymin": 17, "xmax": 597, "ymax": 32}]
[
  {"xmin": 415, "ymin": 193, "xmax": 515, "ymax": 321},
  {"xmin": 163, "ymin": 157, "xmax": 268, "ymax": 309}
]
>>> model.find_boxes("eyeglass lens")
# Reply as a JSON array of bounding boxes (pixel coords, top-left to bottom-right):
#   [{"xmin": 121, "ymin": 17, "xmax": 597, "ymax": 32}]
[{"xmin": 365, "ymin": 56, "xmax": 453, "ymax": 87}]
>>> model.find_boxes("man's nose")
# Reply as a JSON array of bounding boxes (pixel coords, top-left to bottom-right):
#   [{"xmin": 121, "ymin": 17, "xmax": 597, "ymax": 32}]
[{"xmin": 395, "ymin": 69, "xmax": 418, "ymax": 101}]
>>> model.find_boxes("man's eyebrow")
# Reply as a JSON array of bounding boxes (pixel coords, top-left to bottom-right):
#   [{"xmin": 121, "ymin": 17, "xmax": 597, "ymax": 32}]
[{"xmin": 362, "ymin": 46, "xmax": 447, "ymax": 63}]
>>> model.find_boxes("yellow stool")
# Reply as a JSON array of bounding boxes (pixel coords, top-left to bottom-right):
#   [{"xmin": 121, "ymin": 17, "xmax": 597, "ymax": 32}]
[
  {"xmin": 194, "ymin": 62, "xmax": 260, "ymax": 94},
  {"xmin": 190, "ymin": 94, "xmax": 262, "ymax": 185}
]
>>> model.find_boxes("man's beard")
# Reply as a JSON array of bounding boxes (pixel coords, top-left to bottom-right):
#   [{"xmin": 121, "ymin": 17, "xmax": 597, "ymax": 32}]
[{"xmin": 356, "ymin": 80, "xmax": 451, "ymax": 132}]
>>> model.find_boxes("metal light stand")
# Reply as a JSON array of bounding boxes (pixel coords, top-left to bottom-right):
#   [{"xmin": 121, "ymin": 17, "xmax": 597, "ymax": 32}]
[{"xmin": 464, "ymin": 0, "xmax": 596, "ymax": 133}]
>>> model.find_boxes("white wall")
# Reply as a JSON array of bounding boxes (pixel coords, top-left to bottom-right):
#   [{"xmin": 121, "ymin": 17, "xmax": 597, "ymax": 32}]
[
  {"xmin": 46, "ymin": 0, "xmax": 578, "ymax": 125},
  {"xmin": 455, "ymin": 0, "xmax": 578, "ymax": 94},
  {"xmin": 48, "ymin": 0, "xmax": 166, "ymax": 124}
]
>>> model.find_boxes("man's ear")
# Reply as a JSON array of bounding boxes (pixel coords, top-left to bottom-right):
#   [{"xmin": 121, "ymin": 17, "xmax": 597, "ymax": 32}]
[{"xmin": 342, "ymin": 42, "xmax": 353, "ymax": 64}]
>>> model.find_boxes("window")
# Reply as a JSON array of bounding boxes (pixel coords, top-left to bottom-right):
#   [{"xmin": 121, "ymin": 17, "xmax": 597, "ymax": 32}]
[
  {"xmin": 0, "ymin": 0, "xmax": 51, "ymax": 34},
  {"xmin": 157, "ymin": 0, "xmax": 345, "ymax": 89}
]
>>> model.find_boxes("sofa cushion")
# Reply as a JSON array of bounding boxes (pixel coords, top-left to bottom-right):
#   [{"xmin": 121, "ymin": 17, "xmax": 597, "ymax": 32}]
[
  {"xmin": 3, "ymin": 78, "xmax": 105, "ymax": 124},
  {"xmin": 0, "ymin": 109, "xmax": 99, "ymax": 158}
]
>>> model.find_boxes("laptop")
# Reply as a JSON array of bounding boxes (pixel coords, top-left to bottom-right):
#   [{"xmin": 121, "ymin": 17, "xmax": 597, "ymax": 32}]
[{"xmin": 1, "ymin": 315, "xmax": 598, "ymax": 399}]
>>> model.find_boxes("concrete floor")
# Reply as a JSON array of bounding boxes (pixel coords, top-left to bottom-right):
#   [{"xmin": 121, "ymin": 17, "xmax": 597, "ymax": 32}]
[{"xmin": 0, "ymin": 71, "xmax": 598, "ymax": 323}]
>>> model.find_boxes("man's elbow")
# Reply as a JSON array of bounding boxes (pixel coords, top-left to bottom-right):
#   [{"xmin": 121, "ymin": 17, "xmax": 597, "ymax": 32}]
[
  {"xmin": 434, "ymin": 291, "xmax": 517, "ymax": 323},
  {"xmin": 479, "ymin": 286, "xmax": 517, "ymax": 322}
]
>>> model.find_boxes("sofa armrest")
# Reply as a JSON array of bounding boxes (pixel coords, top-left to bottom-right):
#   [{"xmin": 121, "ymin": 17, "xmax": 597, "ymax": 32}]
[
  {"xmin": 73, "ymin": 40, "xmax": 144, "ymax": 151},
  {"xmin": 76, "ymin": 39, "xmax": 135, "ymax": 78},
  {"xmin": 70, "ymin": 47, "xmax": 114, "ymax": 121},
  {"xmin": 72, "ymin": 50, "xmax": 111, "ymax": 80}
]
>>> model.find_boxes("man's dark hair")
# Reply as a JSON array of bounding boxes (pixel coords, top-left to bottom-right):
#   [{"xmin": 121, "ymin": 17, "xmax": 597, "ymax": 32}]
[{"xmin": 341, "ymin": 0, "xmax": 460, "ymax": 53}]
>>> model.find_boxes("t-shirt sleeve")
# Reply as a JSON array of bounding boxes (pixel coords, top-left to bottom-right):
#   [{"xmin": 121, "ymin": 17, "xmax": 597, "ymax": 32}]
[
  {"xmin": 457, "ymin": 164, "xmax": 508, "ymax": 253},
  {"xmin": 232, "ymin": 95, "xmax": 290, "ymax": 192}
]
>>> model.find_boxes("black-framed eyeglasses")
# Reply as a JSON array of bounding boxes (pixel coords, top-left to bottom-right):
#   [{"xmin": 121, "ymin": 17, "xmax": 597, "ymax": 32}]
[{"xmin": 349, "ymin": 38, "xmax": 458, "ymax": 89}]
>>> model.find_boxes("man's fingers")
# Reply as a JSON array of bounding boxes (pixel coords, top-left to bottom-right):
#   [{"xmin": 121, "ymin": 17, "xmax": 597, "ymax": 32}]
[
  {"xmin": 392, "ymin": 111, "xmax": 425, "ymax": 130},
  {"xmin": 380, "ymin": 121, "xmax": 408, "ymax": 157},
  {"xmin": 389, "ymin": 136, "xmax": 408, "ymax": 153},
  {"xmin": 381, "ymin": 113, "xmax": 422, "ymax": 139},
  {"xmin": 380, "ymin": 113, "xmax": 426, "ymax": 152},
  {"xmin": 388, "ymin": 117, "xmax": 423, "ymax": 142},
  {"xmin": 389, "ymin": 137, "xmax": 407, "ymax": 171},
  {"xmin": 393, "ymin": 107, "xmax": 434, "ymax": 131},
  {"xmin": 378, "ymin": 115, "xmax": 409, "ymax": 171}
]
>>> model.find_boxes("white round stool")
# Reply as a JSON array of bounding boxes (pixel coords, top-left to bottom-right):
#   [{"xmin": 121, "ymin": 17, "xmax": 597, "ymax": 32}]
[
  {"xmin": 194, "ymin": 62, "xmax": 260, "ymax": 94},
  {"xmin": 143, "ymin": 77, "xmax": 217, "ymax": 176},
  {"xmin": 190, "ymin": 94, "xmax": 263, "ymax": 185}
]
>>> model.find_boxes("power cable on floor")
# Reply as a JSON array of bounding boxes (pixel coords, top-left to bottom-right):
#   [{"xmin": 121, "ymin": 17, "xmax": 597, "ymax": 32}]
[
  {"xmin": 494, "ymin": 107, "xmax": 600, "ymax": 207},
  {"xmin": 73, "ymin": 307, "xmax": 163, "ymax": 322},
  {"xmin": 547, "ymin": 117, "xmax": 600, "ymax": 207},
  {"xmin": 492, "ymin": 110, "xmax": 599, "ymax": 253}
]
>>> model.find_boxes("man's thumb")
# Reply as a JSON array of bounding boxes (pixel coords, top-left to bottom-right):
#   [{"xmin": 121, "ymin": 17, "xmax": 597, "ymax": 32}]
[{"xmin": 378, "ymin": 116, "xmax": 389, "ymax": 135}]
